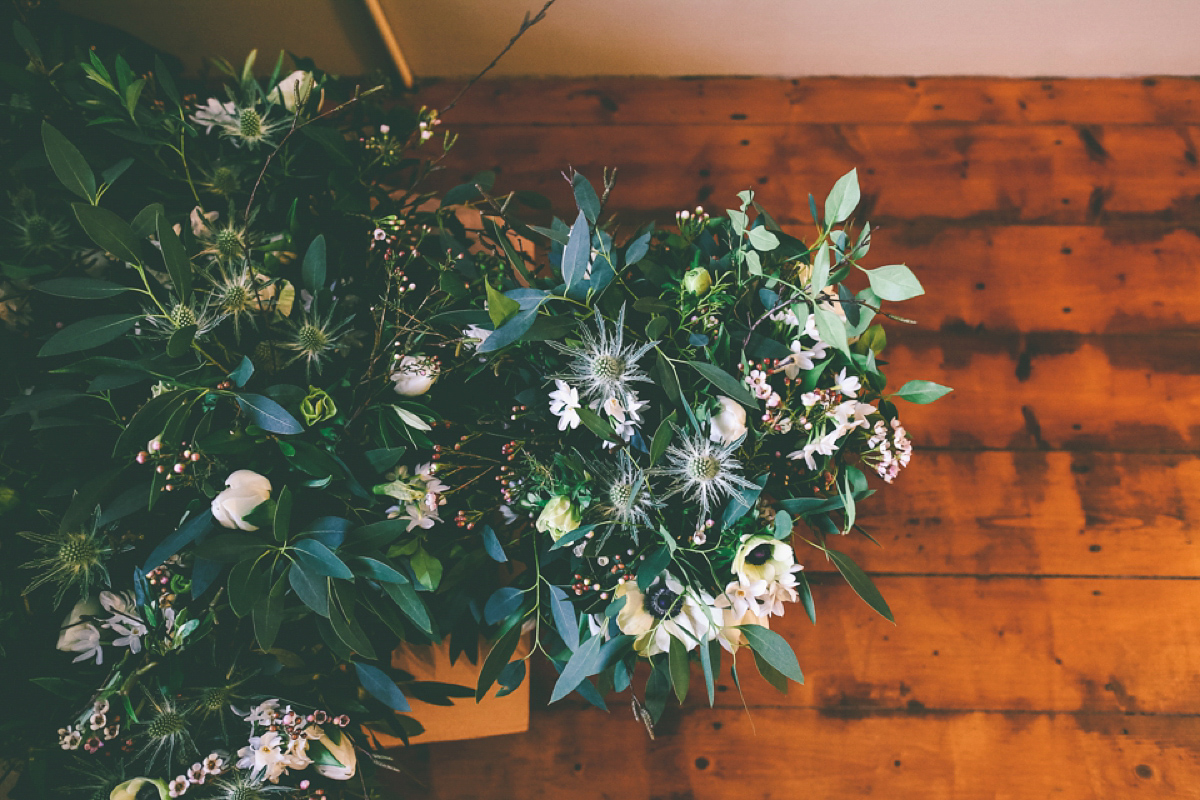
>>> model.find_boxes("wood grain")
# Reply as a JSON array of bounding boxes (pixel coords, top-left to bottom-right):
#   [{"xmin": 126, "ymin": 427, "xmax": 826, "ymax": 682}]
[
  {"xmin": 421, "ymin": 77, "xmax": 1200, "ymax": 126},
  {"xmin": 396, "ymin": 709, "xmax": 1200, "ymax": 800},
  {"xmin": 884, "ymin": 334, "xmax": 1200, "ymax": 451},
  {"xmin": 818, "ymin": 451, "xmax": 1200, "ymax": 577},
  {"xmin": 431, "ymin": 123, "xmax": 1200, "ymax": 224}
]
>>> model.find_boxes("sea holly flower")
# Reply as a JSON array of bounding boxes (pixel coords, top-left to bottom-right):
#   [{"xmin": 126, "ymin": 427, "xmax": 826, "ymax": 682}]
[
  {"xmin": 656, "ymin": 428, "xmax": 759, "ymax": 522},
  {"xmin": 548, "ymin": 305, "xmax": 657, "ymax": 412},
  {"xmin": 592, "ymin": 450, "xmax": 660, "ymax": 531},
  {"xmin": 191, "ymin": 97, "xmax": 288, "ymax": 149}
]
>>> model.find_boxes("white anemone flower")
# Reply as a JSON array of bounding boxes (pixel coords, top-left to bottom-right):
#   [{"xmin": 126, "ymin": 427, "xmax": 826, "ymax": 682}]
[{"xmin": 614, "ymin": 574, "xmax": 720, "ymax": 656}]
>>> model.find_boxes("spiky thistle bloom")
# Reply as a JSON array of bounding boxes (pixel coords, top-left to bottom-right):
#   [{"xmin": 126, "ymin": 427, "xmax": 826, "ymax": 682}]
[
  {"xmin": 143, "ymin": 293, "xmax": 227, "ymax": 340},
  {"xmin": 283, "ymin": 304, "xmax": 354, "ymax": 376},
  {"xmin": 137, "ymin": 694, "xmax": 197, "ymax": 771},
  {"xmin": 548, "ymin": 305, "xmax": 657, "ymax": 410},
  {"xmin": 655, "ymin": 428, "xmax": 758, "ymax": 522},
  {"xmin": 198, "ymin": 162, "xmax": 245, "ymax": 198},
  {"xmin": 191, "ymin": 97, "xmax": 289, "ymax": 150},
  {"xmin": 209, "ymin": 266, "xmax": 271, "ymax": 337},
  {"xmin": 193, "ymin": 217, "xmax": 256, "ymax": 266},
  {"xmin": 209, "ymin": 773, "xmax": 289, "ymax": 800},
  {"xmin": 19, "ymin": 519, "xmax": 112, "ymax": 606},
  {"xmin": 8, "ymin": 206, "xmax": 70, "ymax": 256},
  {"xmin": 592, "ymin": 450, "xmax": 661, "ymax": 533}
]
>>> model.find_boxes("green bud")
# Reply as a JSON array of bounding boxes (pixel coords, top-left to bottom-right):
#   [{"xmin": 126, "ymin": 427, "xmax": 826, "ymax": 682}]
[
  {"xmin": 683, "ymin": 267, "xmax": 712, "ymax": 296},
  {"xmin": 300, "ymin": 386, "xmax": 337, "ymax": 427},
  {"xmin": 0, "ymin": 485, "xmax": 18, "ymax": 516}
]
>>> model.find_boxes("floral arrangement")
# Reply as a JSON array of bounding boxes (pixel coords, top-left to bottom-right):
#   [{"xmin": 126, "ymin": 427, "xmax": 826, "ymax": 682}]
[{"xmin": 0, "ymin": 8, "xmax": 949, "ymax": 800}]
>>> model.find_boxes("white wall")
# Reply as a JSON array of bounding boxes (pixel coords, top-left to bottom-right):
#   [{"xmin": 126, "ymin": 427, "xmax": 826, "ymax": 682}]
[
  {"xmin": 383, "ymin": 0, "xmax": 1200, "ymax": 77},
  {"xmin": 61, "ymin": 0, "xmax": 1200, "ymax": 78}
]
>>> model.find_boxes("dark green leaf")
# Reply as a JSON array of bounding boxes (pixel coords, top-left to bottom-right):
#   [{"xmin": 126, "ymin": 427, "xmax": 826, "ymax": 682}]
[
  {"xmin": 751, "ymin": 645, "xmax": 789, "ymax": 692},
  {"xmin": 480, "ymin": 525, "xmax": 507, "ymax": 563},
  {"xmin": 476, "ymin": 622, "xmax": 523, "ymax": 701},
  {"xmin": 686, "ymin": 361, "xmax": 758, "ymax": 409},
  {"xmin": 797, "ymin": 570, "xmax": 816, "ymax": 624},
  {"xmin": 292, "ymin": 538, "xmax": 353, "ymax": 579},
  {"xmin": 649, "ymin": 411, "xmax": 677, "ymax": 466},
  {"xmin": 227, "ymin": 556, "xmax": 271, "ymax": 617},
  {"xmin": 410, "ymin": 548, "xmax": 442, "ymax": 591},
  {"xmin": 739, "ymin": 624, "xmax": 804, "ymax": 683},
  {"xmin": 364, "ymin": 447, "xmax": 405, "ymax": 473},
  {"xmin": 668, "ymin": 635, "xmax": 690, "ymax": 703},
  {"xmin": 827, "ymin": 548, "xmax": 894, "ymax": 622},
  {"xmin": 154, "ymin": 55, "xmax": 181, "ymax": 106},
  {"xmin": 892, "ymin": 379, "xmax": 953, "ymax": 404},
  {"xmin": 353, "ymin": 556, "xmax": 408, "ymax": 583},
  {"xmin": 561, "ymin": 210, "xmax": 590, "ymax": 290},
  {"xmin": 495, "ymin": 660, "xmax": 527, "ymax": 698},
  {"xmin": 356, "ymin": 662, "xmax": 411, "ymax": 712},
  {"xmin": 72, "ymin": 204, "xmax": 143, "ymax": 265},
  {"xmin": 576, "ymin": 405, "xmax": 622, "ymax": 444},
  {"xmin": 289, "ymin": 564, "xmax": 330, "ymax": 617},
  {"xmin": 272, "ymin": 486, "xmax": 293, "ymax": 543},
  {"xmin": 236, "ymin": 393, "xmax": 303, "ymax": 434},
  {"xmin": 383, "ymin": 581, "xmax": 432, "ymax": 634},
  {"xmin": 721, "ymin": 473, "xmax": 767, "ymax": 529},
  {"xmin": 229, "ymin": 356, "xmax": 254, "ymax": 388},
  {"xmin": 550, "ymin": 524, "xmax": 598, "ymax": 551},
  {"xmin": 166, "ymin": 325, "xmax": 195, "ymax": 358},
  {"xmin": 484, "ymin": 586, "xmax": 525, "ymax": 625},
  {"xmin": 477, "ymin": 305, "xmax": 539, "ymax": 353},
  {"xmin": 572, "ymin": 172, "xmax": 601, "ymax": 223},
  {"xmin": 637, "ymin": 546, "xmax": 671, "ymax": 591},
  {"xmin": 549, "ymin": 586, "xmax": 578, "ymax": 652},
  {"xmin": 252, "ymin": 574, "xmax": 287, "ymax": 651},
  {"xmin": 698, "ymin": 636, "xmax": 717, "ymax": 706},
  {"xmin": 302, "ymin": 235, "xmax": 327, "ymax": 294},
  {"xmin": 34, "ymin": 278, "xmax": 129, "ymax": 300},
  {"xmin": 39, "ymin": 314, "xmax": 140, "ymax": 357},
  {"xmin": 329, "ymin": 584, "xmax": 376, "ymax": 659},
  {"xmin": 143, "ymin": 512, "xmax": 214, "ymax": 572},
  {"xmin": 549, "ymin": 633, "xmax": 605, "ymax": 703},
  {"xmin": 42, "ymin": 122, "xmax": 95, "ymax": 202},
  {"xmin": 440, "ymin": 170, "xmax": 494, "ymax": 207},
  {"xmin": 157, "ymin": 214, "xmax": 192, "ymax": 302}
]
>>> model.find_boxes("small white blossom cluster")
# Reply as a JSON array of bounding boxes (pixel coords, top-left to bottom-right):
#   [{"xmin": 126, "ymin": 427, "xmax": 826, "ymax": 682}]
[
  {"xmin": 377, "ymin": 463, "xmax": 449, "ymax": 531},
  {"xmin": 787, "ymin": 381, "xmax": 874, "ymax": 471},
  {"xmin": 58, "ymin": 698, "xmax": 121, "ymax": 753},
  {"xmin": 234, "ymin": 700, "xmax": 356, "ymax": 785},
  {"xmin": 167, "ymin": 752, "xmax": 229, "ymax": 798},
  {"xmin": 867, "ymin": 417, "xmax": 913, "ymax": 483}
]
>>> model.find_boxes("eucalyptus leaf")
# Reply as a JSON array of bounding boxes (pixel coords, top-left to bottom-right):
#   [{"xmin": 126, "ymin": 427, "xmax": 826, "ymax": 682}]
[
  {"xmin": 562, "ymin": 210, "xmax": 590, "ymax": 290},
  {"xmin": 34, "ymin": 278, "xmax": 129, "ymax": 300},
  {"xmin": 42, "ymin": 122, "xmax": 96, "ymax": 203},
  {"xmin": 827, "ymin": 548, "xmax": 894, "ymax": 622},
  {"xmin": 236, "ymin": 394, "xmax": 303, "ymax": 434},
  {"xmin": 739, "ymin": 624, "xmax": 805, "ymax": 683},
  {"xmin": 72, "ymin": 204, "xmax": 143, "ymax": 265},
  {"xmin": 861, "ymin": 263, "xmax": 925, "ymax": 302},
  {"xmin": 302, "ymin": 235, "xmax": 327, "ymax": 294},
  {"xmin": 686, "ymin": 361, "xmax": 757, "ymax": 409},
  {"xmin": 892, "ymin": 379, "xmax": 953, "ymax": 404},
  {"xmin": 39, "ymin": 314, "xmax": 141, "ymax": 357},
  {"xmin": 355, "ymin": 662, "xmax": 411, "ymax": 712},
  {"xmin": 824, "ymin": 168, "xmax": 860, "ymax": 225}
]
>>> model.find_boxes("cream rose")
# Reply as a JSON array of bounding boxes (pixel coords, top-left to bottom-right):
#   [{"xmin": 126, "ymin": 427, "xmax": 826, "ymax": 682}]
[
  {"xmin": 270, "ymin": 70, "xmax": 315, "ymax": 112},
  {"xmin": 211, "ymin": 470, "xmax": 272, "ymax": 531},
  {"xmin": 390, "ymin": 355, "xmax": 438, "ymax": 396},
  {"xmin": 731, "ymin": 534, "xmax": 795, "ymax": 585},
  {"xmin": 306, "ymin": 726, "xmax": 357, "ymax": 780},
  {"xmin": 534, "ymin": 496, "xmax": 581, "ymax": 542},
  {"xmin": 709, "ymin": 396, "xmax": 748, "ymax": 444}
]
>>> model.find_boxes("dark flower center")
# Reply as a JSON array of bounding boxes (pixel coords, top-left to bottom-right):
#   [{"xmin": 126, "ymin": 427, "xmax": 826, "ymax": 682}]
[
  {"xmin": 644, "ymin": 585, "xmax": 680, "ymax": 620},
  {"xmin": 744, "ymin": 543, "xmax": 774, "ymax": 566}
]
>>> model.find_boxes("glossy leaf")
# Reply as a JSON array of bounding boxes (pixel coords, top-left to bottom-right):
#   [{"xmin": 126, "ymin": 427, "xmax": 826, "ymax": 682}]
[
  {"xmin": 355, "ymin": 662, "xmax": 411, "ymax": 712},
  {"xmin": 549, "ymin": 633, "xmax": 605, "ymax": 703},
  {"xmin": 572, "ymin": 172, "xmax": 601, "ymax": 223},
  {"xmin": 686, "ymin": 361, "xmax": 758, "ymax": 409},
  {"xmin": 476, "ymin": 622, "xmax": 523, "ymax": 701},
  {"xmin": 892, "ymin": 379, "xmax": 953, "ymax": 404},
  {"xmin": 827, "ymin": 548, "xmax": 894, "ymax": 623},
  {"xmin": 236, "ymin": 393, "xmax": 303, "ymax": 434},
  {"xmin": 42, "ymin": 122, "xmax": 96, "ymax": 202},
  {"xmin": 549, "ymin": 586, "xmax": 578, "ymax": 652},
  {"xmin": 72, "ymin": 204, "xmax": 143, "ymax": 265},
  {"xmin": 302, "ymin": 235, "xmax": 327, "ymax": 294},
  {"xmin": 561, "ymin": 210, "xmax": 590, "ymax": 290},
  {"xmin": 739, "ymin": 624, "xmax": 805, "ymax": 683},
  {"xmin": 668, "ymin": 635, "xmax": 690, "ymax": 703},
  {"xmin": 39, "ymin": 314, "xmax": 141, "ymax": 357},
  {"xmin": 34, "ymin": 278, "xmax": 129, "ymax": 300},
  {"xmin": 824, "ymin": 168, "xmax": 860, "ymax": 225}
]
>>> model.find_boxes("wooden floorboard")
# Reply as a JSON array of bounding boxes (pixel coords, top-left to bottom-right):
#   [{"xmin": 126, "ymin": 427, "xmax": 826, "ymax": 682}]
[
  {"xmin": 394, "ymin": 709, "xmax": 1200, "ymax": 800},
  {"xmin": 814, "ymin": 451, "xmax": 1200, "ymax": 577},
  {"xmin": 397, "ymin": 77, "xmax": 1200, "ymax": 799},
  {"xmin": 420, "ymin": 77, "xmax": 1200, "ymax": 126}
]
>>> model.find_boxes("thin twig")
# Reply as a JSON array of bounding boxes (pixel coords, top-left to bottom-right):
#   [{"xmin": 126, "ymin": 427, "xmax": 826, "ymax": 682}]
[{"xmin": 440, "ymin": 0, "xmax": 558, "ymax": 115}]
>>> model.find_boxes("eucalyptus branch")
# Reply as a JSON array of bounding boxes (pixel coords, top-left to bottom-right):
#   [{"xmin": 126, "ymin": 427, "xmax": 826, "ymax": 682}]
[
  {"xmin": 243, "ymin": 84, "xmax": 384, "ymax": 219},
  {"xmin": 440, "ymin": 0, "xmax": 558, "ymax": 115}
]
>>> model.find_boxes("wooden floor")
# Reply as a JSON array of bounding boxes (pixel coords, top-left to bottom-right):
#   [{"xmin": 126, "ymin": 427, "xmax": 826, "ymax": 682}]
[{"xmin": 394, "ymin": 77, "xmax": 1200, "ymax": 798}]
